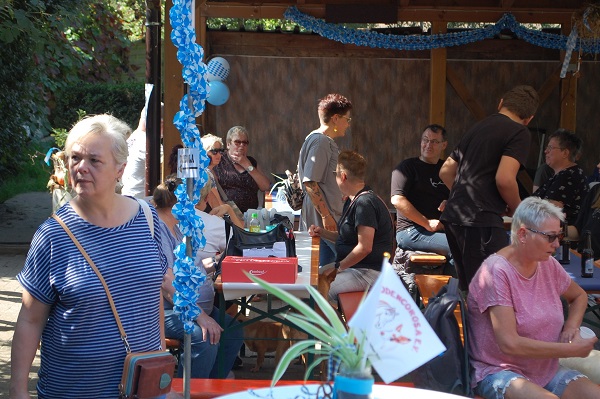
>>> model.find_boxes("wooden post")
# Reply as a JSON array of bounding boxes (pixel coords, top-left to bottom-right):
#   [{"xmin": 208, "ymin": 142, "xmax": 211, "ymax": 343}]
[
  {"xmin": 163, "ymin": 0, "xmax": 184, "ymax": 179},
  {"xmin": 198, "ymin": 9, "xmax": 208, "ymax": 133},
  {"xmin": 429, "ymin": 21, "xmax": 447, "ymax": 126}
]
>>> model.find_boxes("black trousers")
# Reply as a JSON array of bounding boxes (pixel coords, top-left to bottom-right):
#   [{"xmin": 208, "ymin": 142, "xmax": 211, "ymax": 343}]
[{"xmin": 444, "ymin": 224, "xmax": 509, "ymax": 291}]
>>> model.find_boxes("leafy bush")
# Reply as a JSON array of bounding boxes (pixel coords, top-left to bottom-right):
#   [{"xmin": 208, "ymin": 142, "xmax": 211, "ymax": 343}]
[
  {"xmin": 0, "ymin": 33, "xmax": 48, "ymax": 176},
  {"xmin": 0, "ymin": 141, "xmax": 52, "ymax": 203},
  {"xmin": 0, "ymin": 1, "xmax": 141, "ymax": 179},
  {"xmin": 51, "ymin": 82, "xmax": 146, "ymax": 131}
]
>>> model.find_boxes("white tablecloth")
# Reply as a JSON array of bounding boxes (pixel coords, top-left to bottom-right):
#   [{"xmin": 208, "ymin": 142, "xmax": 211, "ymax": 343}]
[{"xmin": 214, "ymin": 384, "xmax": 468, "ymax": 399}]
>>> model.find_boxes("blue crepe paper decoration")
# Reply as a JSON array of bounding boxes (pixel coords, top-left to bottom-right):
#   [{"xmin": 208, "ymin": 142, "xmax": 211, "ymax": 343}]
[
  {"xmin": 170, "ymin": 0, "xmax": 212, "ymax": 334},
  {"xmin": 284, "ymin": 6, "xmax": 600, "ymax": 55}
]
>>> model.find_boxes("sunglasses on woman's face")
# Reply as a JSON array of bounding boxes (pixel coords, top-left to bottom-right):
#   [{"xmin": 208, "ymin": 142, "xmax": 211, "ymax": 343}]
[
  {"xmin": 526, "ymin": 228, "xmax": 564, "ymax": 243},
  {"xmin": 209, "ymin": 148, "xmax": 225, "ymax": 155}
]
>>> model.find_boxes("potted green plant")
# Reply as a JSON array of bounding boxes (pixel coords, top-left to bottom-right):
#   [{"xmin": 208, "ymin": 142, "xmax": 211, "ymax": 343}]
[{"xmin": 248, "ymin": 274, "xmax": 374, "ymax": 399}]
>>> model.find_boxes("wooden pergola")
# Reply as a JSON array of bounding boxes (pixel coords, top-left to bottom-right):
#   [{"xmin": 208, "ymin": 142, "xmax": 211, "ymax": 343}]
[{"xmin": 162, "ymin": 0, "xmax": 593, "ymax": 185}]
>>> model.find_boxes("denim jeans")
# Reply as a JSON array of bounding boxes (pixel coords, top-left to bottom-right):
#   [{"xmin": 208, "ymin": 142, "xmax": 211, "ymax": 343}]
[
  {"xmin": 319, "ymin": 237, "xmax": 337, "ymax": 267},
  {"xmin": 164, "ymin": 306, "xmax": 244, "ymax": 378},
  {"xmin": 475, "ymin": 367, "xmax": 584, "ymax": 399},
  {"xmin": 396, "ymin": 226, "xmax": 452, "ymax": 259}
]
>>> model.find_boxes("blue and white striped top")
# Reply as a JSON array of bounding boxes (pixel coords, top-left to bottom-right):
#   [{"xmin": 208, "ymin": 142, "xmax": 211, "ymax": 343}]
[{"xmin": 17, "ymin": 200, "xmax": 167, "ymax": 399}]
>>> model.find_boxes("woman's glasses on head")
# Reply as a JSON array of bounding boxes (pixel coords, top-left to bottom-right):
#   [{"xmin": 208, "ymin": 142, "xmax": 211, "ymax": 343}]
[
  {"xmin": 526, "ymin": 227, "xmax": 564, "ymax": 243},
  {"xmin": 209, "ymin": 148, "xmax": 225, "ymax": 155},
  {"xmin": 232, "ymin": 139, "xmax": 249, "ymax": 146}
]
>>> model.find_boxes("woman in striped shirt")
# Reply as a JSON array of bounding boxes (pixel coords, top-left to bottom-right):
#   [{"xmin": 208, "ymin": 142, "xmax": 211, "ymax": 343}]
[{"xmin": 10, "ymin": 115, "xmax": 167, "ymax": 399}]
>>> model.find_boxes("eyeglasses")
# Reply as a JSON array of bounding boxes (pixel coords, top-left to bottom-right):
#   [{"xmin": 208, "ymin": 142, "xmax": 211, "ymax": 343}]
[
  {"xmin": 338, "ymin": 115, "xmax": 352, "ymax": 123},
  {"xmin": 232, "ymin": 139, "xmax": 249, "ymax": 146},
  {"xmin": 545, "ymin": 145, "xmax": 563, "ymax": 151},
  {"xmin": 209, "ymin": 148, "xmax": 224, "ymax": 155},
  {"xmin": 526, "ymin": 228, "xmax": 564, "ymax": 243},
  {"xmin": 332, "ymin": 170, "xmax": 343, "ymax": 177},
  {"xmin": 421, "ymin": 138, "xmax": 443, "ymax": 145}
]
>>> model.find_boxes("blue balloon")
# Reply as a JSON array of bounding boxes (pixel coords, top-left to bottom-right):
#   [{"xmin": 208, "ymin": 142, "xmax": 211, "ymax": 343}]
[{"xmin": 207, "ymin": 81, "xmax": 230, "ymax": 106}]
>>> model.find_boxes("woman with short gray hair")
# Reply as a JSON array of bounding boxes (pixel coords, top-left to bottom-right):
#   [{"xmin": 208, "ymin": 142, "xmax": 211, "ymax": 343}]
[{"xmin": 468, "ymin": 197, "xmax": 600, "ymax": 399}]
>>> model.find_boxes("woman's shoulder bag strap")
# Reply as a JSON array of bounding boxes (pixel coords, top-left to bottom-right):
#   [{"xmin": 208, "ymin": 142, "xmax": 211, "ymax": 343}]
[{"xmin": 136, "ymin": 198, "xmax": 154, "ymax": 238}]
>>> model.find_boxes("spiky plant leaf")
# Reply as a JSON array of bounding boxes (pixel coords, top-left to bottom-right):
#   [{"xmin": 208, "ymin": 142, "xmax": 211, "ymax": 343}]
[{"xmin": 247, "ymin": 273, "xmax": 370, "ymax": 385}]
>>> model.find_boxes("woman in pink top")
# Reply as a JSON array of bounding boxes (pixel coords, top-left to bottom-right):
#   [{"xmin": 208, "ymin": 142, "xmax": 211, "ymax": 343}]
[{"xmin": 468, "ymin": 197, "xmax": 600, "ymax": 399}]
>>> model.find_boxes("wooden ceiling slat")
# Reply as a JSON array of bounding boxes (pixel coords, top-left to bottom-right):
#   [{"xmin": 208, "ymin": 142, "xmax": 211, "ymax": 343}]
[
  {"xmin": 206, "ymin": 30, "xmax": 560, "ymax": 60},
  {"xmin": 202, "ymin": 2, "xmax": 580, "ymax": 24}
]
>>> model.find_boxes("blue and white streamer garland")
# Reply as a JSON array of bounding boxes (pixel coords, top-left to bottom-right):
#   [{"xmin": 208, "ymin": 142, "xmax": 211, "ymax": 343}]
[
  {"xmin": 560, "ymin": 27, "xmax": 579, "ymax": 78},
  {"xmin": 283, "ymin": 6, "xmax": 600, "ymax": 55},
  {"xmin": 170, "ymin": 0, "xmax": 212, "ymax": 333}
]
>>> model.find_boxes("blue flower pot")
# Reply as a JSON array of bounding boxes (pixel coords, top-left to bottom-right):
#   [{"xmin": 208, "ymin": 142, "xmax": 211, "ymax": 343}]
[{"xmin": 333, "ymin": 373, "xmax": 374, "ymax": 399}]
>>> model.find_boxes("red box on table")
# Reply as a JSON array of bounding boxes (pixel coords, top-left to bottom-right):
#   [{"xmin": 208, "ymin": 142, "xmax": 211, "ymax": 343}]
[{"xmin": 220, "ymin": 256, "xmax": 298, "ymax": 283}]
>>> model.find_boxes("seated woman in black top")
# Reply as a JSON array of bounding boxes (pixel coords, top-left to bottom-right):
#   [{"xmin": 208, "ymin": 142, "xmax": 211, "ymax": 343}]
[
  {"xmin": 307, "ymin": 150, "xmax": 394, "ymax": 302},
  {"xmin": 566, "ymin": 182, "xmax": 600, "ymax": 259},
  {"xmin": 533, "ymin": 129, "xmax": 588, "ymax": 225}
]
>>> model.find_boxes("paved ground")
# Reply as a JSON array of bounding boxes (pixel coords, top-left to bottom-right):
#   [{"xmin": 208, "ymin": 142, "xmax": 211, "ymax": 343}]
[
  {"xmin": 0, "ymin": 192, "xmax": 51, "ymax": 397},
  {"xmin": 0, "ymin": 252, "xmax": 40, "ymax": 397}
]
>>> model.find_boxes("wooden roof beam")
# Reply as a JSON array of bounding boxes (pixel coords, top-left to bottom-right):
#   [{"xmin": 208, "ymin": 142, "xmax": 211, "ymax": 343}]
[
  {"xmin": 501, "ymin": 0, "xmax": 515, "ymax": 9},
  {"xmin": 201, "ymin": 3, "xmax": 574, "ymax": 24}
]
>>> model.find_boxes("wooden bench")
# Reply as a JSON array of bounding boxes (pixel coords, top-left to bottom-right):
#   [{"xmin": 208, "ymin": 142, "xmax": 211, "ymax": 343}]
[
  {"xmin": 337, "ymin": 290, "xmax": 365, "ymax": 326},
  {"xmin": 409, "ymin": 253, "xmax": 446, "ymax": 266},
  {"xmin": 414, "ymin": 274, "xmax": 451, "ymax": 307},
  {"xmin": 166, "ymin": 337, "xmax": 182, "ymax": 363},
  {"xmin": 337, "ymin": 254, "xmax": 447, "ymax": 324},
  {"xmin": 414, "ymin": 274, "xmax": 464, "ymax": 342},
  {"xmin": 170, "ymin": 379, "xmax": 484, "ymax": 398}
]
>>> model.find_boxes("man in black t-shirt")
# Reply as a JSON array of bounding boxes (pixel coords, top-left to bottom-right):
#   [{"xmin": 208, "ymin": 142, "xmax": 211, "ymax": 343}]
[
  {"xmin": 391, "ymin": 124, "xmax": 451, "ymax": 261},
  {"xmin": 440, "ymin": 85, "xmax": 539, "ymax": 291}
]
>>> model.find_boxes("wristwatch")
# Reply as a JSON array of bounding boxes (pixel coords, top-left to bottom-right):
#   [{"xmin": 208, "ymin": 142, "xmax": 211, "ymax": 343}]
[
  {"xmin": 334, "ymin": 261, "xmax": 341, "ymax": 269},
  {"xmin": 246, "ymin": 165, "xmax": 255, "ymax": 172}
]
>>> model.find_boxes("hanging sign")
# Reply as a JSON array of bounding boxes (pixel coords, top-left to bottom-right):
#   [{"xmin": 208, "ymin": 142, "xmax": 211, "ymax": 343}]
[{"xmin": 177, "ymin": 147, "xmax": 200, "ymax": 178}]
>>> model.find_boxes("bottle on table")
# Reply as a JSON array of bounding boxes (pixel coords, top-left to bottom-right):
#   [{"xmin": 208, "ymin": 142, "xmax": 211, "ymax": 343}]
[
  {"xmin": 557, "ymin": 220, "xmax": 570, "ymax": 265},
  {"xmin": 249, "ymin": 212, "xmax": 260, "ymax": 233},
  {"xmin": 581, "ymin": 230, "xmax": 594, "ymax": 278}
]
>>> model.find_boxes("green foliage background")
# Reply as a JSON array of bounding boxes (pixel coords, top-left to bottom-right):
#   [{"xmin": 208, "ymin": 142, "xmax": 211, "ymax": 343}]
[
  {"xmin": 51, "ymin": 82, "xmax": 145, "ymax": 131},
  {"xmin": 0, "ymin": 0, "xmax": 146, "ymax": 181}
]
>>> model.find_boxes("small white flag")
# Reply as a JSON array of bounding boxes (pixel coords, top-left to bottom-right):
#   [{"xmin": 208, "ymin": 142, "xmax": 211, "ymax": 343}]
[{"xmin": 348, "ymin": 262, "xmax": 446, "ymax": 383}]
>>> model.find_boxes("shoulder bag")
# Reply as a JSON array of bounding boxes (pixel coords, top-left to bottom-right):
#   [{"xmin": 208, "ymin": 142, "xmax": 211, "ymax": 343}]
[
  {"xmin": 214, "ymin": 213, "xmax": 296, "ymax": 278},
  {"xmin": 52, "ymin": 201, "xmax": 176, "ymax": 399},
  {"xmin": 214, "ymin": 176, "xmax": 245, "ymax": 221}
]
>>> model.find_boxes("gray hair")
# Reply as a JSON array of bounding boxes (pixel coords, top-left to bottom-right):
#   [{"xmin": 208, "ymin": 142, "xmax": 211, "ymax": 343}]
[
  {"xmin": 201, "ymin": 133, "xmax": 224, "ymax": 152},
  {"xmin": 226, "ymin": 126, "xmax": 249, "ymax": 144},
  {"xmin": 510, "ymin": 197, "xmax": 564, "ymax": 243},
  {"xmin": 64, "ymin": 114, "xmax": 131, "ymax": 166}
]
